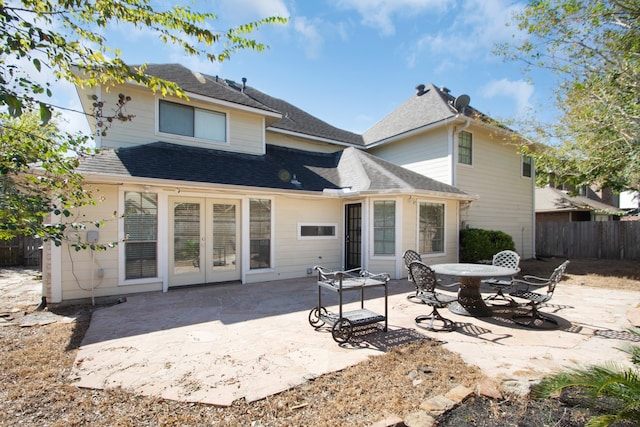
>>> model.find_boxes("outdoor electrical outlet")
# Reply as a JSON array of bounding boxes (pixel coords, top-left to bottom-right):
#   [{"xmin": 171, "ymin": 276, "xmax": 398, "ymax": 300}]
[
  {"xmin": 97, "ymin": 268, "xmax": 104, "ymax": 278},
  {"xmin": 306, "ymin": 267, "xmax": 313, "ymax": 275}
]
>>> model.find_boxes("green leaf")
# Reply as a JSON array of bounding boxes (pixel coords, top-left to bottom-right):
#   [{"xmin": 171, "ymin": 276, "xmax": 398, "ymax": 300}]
[{"xmin": 39, "ymin": 102, "xmax": 52, "ymax": 124}]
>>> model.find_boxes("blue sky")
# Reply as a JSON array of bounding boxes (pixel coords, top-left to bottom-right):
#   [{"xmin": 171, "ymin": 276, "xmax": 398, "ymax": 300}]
[{"xmin": 51, "ymin": 0, "xmax": 560, "ymax": 137}]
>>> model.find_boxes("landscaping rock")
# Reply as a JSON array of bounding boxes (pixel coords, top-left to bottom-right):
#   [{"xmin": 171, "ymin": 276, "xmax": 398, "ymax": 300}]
[
  {"xmin": 476, "ymin": 377, "xmax": 503, "ymax": 400},
  {"xmin": 403, "ymin": 411, "xmax": 436, "ymax": 427}
]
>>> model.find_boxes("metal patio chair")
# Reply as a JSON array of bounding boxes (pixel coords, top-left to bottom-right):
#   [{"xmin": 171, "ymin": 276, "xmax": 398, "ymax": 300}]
[
  {"xmin": 403, "ymin": 249, "xmax": 423, "ymax": 303},
  {"xmin": 482, "ymin": 250, "xmax": 520, "ymax": 305},
  {"xmin": 409, "ymin": 261, "xmax": 457, "ymax": 332},
  {"xmin": 509, "ymin": 260, "xmax": 570, "ymax": 327}
]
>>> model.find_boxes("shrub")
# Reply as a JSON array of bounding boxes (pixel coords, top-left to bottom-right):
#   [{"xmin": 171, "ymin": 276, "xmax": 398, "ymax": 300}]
[
  {"xmin": 531, "ymin": 327, "xmax": 640, "ymax": 427},
  {"xmin": 459, "ymin": 228, "xmax": 515, "ymax": 262}
]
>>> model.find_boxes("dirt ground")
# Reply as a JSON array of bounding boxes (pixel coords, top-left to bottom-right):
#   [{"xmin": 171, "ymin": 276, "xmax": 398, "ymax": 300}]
[{"xmin": 1, "ymin": 258, "xmax": 638, "ymax": 426}]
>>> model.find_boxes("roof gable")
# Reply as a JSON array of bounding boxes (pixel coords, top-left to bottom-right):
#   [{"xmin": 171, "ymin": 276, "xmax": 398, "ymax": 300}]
[
  {"xmin": 339, "ymin": 148, "xmax": 467, "ymax": 195},
  {"xmin": 362, "ymin": 84, "xmax": 492, "ymax": 144}
]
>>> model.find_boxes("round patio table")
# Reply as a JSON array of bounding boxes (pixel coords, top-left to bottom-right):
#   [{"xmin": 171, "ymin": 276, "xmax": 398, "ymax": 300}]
[{"xmin": 430, "ymin": 263, "xmax": 520, "ymax": 317}]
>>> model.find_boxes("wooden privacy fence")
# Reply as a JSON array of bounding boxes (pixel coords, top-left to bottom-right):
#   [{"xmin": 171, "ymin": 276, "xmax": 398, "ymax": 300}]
[
  {"xmin": 536, "ymin": 221, "xmax": 640, "ymax": 260},
  {"xmin": 0, "ymin": 236, "xmax": 42, "ymax": 268}
]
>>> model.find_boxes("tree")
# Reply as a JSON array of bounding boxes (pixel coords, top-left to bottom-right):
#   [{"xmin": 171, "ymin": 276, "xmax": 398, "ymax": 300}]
[
  {"xmin": 0, "ymin": 110, "xmax": 102, "ymax": 247},
  {"xmin": 0, "ymin": 0, "xmax": 286, "ymax": 243},
  {"xmin": 498, "ymin": 0, "xmax": 640, "ymax": 194}
]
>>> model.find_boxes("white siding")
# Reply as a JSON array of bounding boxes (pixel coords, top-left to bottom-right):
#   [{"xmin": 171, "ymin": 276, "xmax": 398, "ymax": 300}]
[
  {"xmin": 58, "ymin": 185, "xmax": 166, "ymax": 301},
  {"xmin": 366, "ymin": 196, "xmax": 459, "ymax": 278},
  {"xmin": 368, "ymin": 127, "xmax": 452, "ymax": 185},
  {"xmin": 456, "ymin": 127, "xmax": 534, "ymax": 258},
  {"xmin": 85, "ymin": 86, "xmax": 266, "ymax": 155},
  {"xmin": 369, "ymin": 124, "xmax": 534, "ymax": 260},
  {"xmin": 46, "ymin": 180, "xmax": 467, "ymax": 301},
  {"xmin": 246, "ymin": 195, "xmax": 344, "ymax": 283},
  {"xmin": 266, "ymin": 131, "xmax": 344, "ymax": 153}
]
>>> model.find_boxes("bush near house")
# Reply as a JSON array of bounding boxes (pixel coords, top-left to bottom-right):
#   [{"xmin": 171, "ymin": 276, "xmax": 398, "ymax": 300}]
[{"xmin": 459, "ymin": 228, "xmax": 515, "ymax": 262}]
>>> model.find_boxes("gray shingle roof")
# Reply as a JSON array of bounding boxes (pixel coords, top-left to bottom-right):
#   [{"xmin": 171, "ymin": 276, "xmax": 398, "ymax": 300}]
[
  {"xmin": 535, "ymin": 187, "xmax": 624, "ymax": 214},
  {"xmin": 362, "ymin": 83, "xmax": 489, "ymax": 144},
  {"xmin": 143, "ymin": 64, "xmax": 277, "ymax": 114},
  {"xmin": 77, "ymin": 142, "xmax": 469, "ymax": 197},
  {"xmin": 241, "ymin": 85, "xmax": 364, "ymax": 146},
  {"xmin": 338, "ymin": 149, "xmax": 468, "ymax": 195},
  {"xmin": 142, "ymin": 64, "xmax": 363, "ymax": 146}
]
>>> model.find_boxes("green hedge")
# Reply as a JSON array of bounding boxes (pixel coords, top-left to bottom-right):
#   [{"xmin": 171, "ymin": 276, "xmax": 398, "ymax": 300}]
[{"xmin": 459, "ymin": 228, "xmax": 516, "ymax": 263}]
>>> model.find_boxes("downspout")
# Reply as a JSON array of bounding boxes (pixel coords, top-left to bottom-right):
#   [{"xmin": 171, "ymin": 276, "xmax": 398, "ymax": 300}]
[
  {"xmin": 531, "ymin": 158, "xmax": 537, "ymax": 259},
  {"xmin": 456, "ymin": 200, "xmax": 460, "ymax": 262},
  {"xmin": 452, "ymin": 115, "xmax": 471, "ymax": 262}
]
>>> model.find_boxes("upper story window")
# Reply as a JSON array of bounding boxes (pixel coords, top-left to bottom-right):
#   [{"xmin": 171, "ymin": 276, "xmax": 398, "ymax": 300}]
[
  {"xmin": 458, "ymin": 131, "xmax": 473, "ymax": 165},
  {"xmin": 158, "ymin": 100, "xmax": 226, "ymax": 142},
  {"xmin": 522, "ymin": 155, "xmax": 532, "ymax": 178}
]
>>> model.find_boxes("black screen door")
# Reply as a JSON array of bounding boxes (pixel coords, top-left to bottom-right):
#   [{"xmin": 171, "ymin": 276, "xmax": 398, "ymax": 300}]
[{"xmin": 344, "ymin": 203, "xmax": 362, "ymax": 270}]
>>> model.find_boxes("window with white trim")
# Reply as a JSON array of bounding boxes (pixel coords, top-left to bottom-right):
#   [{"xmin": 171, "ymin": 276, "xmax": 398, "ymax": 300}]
[
  {"xmin": 419, "ymin": 202, "xmax": 444, "ymax": 254},
  {"xmin": 124, "ymin": 191, "xmax": 158, "ymax": 279},
  {"xmin": 373, "ymin": 200, "xmax": 395, "ymax": 255},
  {"xmin": 458, "ymin": 131, "xmax": 473, "ymax": 165},
  {"xmin": 298, "ymin": 223, "xmax": 337, "ymax": 239},
  {"xmin": 159, "ymin": 100, "xmax": 226, "ymax": 142},
  {"xmin": 522, "ymin": 155, "xmax": 532, "ymax": 178},
  {"xmin": 249, "ymin": 198, "xmax": 271, "ymax": 269}
]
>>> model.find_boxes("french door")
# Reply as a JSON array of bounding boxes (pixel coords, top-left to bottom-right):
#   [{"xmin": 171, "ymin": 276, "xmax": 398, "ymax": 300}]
[{"xmin": 169, "ymin": 197, "xmax": 240, "ymax": 287}]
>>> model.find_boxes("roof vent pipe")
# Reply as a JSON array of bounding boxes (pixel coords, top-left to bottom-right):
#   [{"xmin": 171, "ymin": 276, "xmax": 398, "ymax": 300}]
[
  {"xmin": 242, "ymin": 77, "xmax": 247, "ymax": 93},
  {"xmin": 415, "ymin": 84, "xmax": 429, "ymax": 96}
]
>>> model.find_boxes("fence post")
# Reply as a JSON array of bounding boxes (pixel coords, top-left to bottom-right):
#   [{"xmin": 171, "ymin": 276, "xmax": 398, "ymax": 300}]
[{"xmin": 620, "ymin": 221, "xmax": 625, "ymax": 260}]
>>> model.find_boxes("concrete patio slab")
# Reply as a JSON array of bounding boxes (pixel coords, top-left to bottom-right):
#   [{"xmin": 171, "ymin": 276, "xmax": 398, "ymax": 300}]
[{"xmin": 70, "ymin": 276, "xmax": 639, "ymax": 406}]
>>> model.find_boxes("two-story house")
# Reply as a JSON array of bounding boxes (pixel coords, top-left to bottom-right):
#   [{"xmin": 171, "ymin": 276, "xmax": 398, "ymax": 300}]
[
  {"xmin": 366, "ymin": 84, "xmax": 535, "ymax": 258},
  {"xmin": 42, "ymin": 64, "xmax": 531, "ymax": 303}
]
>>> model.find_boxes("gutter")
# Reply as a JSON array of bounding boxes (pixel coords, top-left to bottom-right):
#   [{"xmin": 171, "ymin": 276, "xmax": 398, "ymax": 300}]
[
  {"xmin": 364, "ymin": 116, "xmax": 462, "ymax": 149},
  {"xmin": 324, "ymin": 188, "xmax": 478, "ymax": 202},
  {"xmin": 81, "ymin": 173, "xmax": 476, "ymax": 202},
  {"xmin": 267, "ymin": 127, "xmax": 363, "ymax": 149}
]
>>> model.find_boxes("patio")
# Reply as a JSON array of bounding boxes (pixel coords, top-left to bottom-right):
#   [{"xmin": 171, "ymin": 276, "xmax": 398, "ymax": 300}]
[{"xmin": 71, "ymin": 274, "xmax": 640, "ymax": 406}]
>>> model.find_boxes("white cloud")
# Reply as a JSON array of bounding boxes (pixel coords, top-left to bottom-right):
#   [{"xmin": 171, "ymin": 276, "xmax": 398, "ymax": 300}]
[
  {"xmin": 405, "ymin": 0, "xmax": 524, "ymax": 65},
  {"xmin": 332, "ymin": 0, "xmax": 448, "ymax": 36},
  {"xmin": 481, "ymin": 78, "xmax": 533, "ymax": 117},
  {"xmin": 293, "ymin": 17, "xmax": 324, "ymax": 59},
  {"xmin": 459, "ymin": 0, "xmax": 525, "ymax": 50}
]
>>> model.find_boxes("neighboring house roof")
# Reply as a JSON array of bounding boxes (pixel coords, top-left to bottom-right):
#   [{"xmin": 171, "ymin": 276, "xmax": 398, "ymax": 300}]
[
  {"xmin": 362, "ymin": 83, "xmax": 490, "ymax": 145},
  {"xmin": 535, "ymin": 187, "xmax": 624, "ymax": 214},
  {"xmin": 76, "ymin": 142, "xmax": 471, "ymax": 198},
  {"xmin": 143, "ymin": 64, "xmax": 364, "ymax": 146}
]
